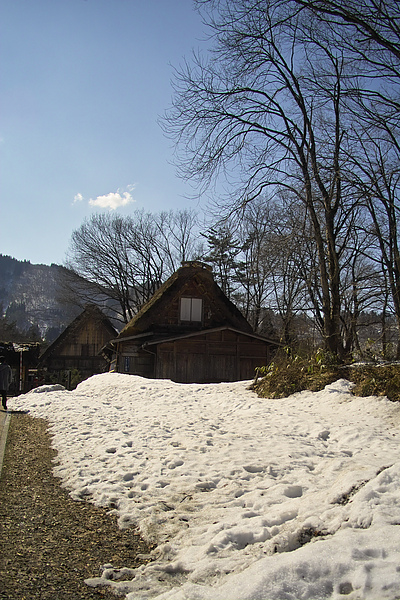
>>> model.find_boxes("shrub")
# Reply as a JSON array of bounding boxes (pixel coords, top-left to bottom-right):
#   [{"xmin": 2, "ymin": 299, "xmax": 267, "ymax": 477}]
[
  {"xmin": 253, "ymin": 351, "xmax": 400, "ymax": 402},
  {"xmin": 349, "ymin": 364, "xmax": 400, "ymax": 402},
  {"xmin": 253, "ymin": 348, "xmax": 343, "ymax": 398}
]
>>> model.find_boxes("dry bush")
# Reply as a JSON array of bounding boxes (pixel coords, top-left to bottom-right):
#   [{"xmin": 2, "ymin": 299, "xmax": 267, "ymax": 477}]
[
  {"xmin": 349, "ymin": 364, "xmax": 400, "ymax": 402},
  {"xmin": 253, "ymin": 350, "xmax": 400, "ymax": 403},
  {"xmin": 253, "ymin": 349, "xmax": 343, "ymax": 399}
]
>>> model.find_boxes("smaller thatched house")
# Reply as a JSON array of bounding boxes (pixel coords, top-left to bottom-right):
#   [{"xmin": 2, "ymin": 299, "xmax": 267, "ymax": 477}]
[
  {"xmin": 107, "ymin": 261, "xmax": 278, "ymax": 383},
  {"xmin": 39, "ymin": 304, "xmax": 118, "ymax": 385}
]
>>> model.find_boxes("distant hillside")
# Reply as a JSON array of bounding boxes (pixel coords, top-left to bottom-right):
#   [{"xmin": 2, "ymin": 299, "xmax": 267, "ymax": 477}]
[{"xmin": 0, "ymin": 254, "xmax": 80, "ymax": 342}]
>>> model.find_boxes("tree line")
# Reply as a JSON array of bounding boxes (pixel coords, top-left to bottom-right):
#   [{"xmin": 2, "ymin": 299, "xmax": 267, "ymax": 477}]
[
  {"xmin": 65, "ymin": 200, "xmax": 395, "ymax": 360},
  {"xmin": 163, "ymin": 0, "xmax": 400, "ymax": 360},
  {"xmin": 67, "ymin": 0, "xmax": 400, "ymax": 361}
]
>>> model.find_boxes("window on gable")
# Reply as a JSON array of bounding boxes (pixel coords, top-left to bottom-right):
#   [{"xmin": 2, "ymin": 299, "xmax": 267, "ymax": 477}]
[{"xmin": 180, "ymin": 297, "xmax": 203, "ymax": 322}]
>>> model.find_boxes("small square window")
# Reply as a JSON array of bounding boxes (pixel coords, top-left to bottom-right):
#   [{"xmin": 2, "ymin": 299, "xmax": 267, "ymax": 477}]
[{"xmin": 180, "ymin": 297, "xmax": 202, "ymax": 322}]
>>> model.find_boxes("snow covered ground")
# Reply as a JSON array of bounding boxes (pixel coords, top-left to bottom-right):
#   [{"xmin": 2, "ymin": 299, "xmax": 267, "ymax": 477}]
[{"xmin": 10, "ymin": 373, "xmax": 400, "ymax": 600}]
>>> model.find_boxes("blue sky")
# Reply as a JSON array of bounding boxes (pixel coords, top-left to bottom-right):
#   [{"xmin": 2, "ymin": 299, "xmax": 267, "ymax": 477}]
[{"xmin": 1, "ymin": 0, "xmax": 209, "ymax": 265}]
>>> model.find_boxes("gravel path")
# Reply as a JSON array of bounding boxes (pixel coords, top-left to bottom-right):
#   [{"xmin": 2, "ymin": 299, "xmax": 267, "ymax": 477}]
[{"xmin": 0, "ymin": 412, "xmax": 154, "ymax": 600}]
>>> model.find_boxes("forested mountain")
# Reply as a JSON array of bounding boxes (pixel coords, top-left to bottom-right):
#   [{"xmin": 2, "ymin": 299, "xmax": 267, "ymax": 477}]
[{"xmin": 0, "ymin": 254, "xmax": 80, "ymax": 343}]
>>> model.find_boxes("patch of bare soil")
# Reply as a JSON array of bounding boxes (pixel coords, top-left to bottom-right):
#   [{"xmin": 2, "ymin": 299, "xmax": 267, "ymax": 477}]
[{"xmin": 0, "ymin": 412, "xmax": 154, "ymax": 600}]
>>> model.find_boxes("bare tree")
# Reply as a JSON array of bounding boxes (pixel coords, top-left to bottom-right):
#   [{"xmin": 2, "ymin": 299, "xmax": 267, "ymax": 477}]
[
  {"xmin": 290, "ymin": 0, "xmax": 400, "ymax": 354},
  {"xmin": 155, "ymin": 208, "xmax": 202, "ymax": 273},
  {"xmin": 65, "ymin": 209, "xmax": 201, "ymax": 324},
  {"xmin": 349, "ymin": 138, "xmax": 400, "ymax": 355},
  {"xmin": 164, "ymin": 0, "xmax": 363, "ymax": 358},
  {"xmin": 231, "ymin": 199, "xmax": 307, "ymax": 339},
  {"xmin": 293, "ymin": 0, "xmax": 400, "ymax": 65},
  {"xmin": 65, "ymin": 213, "xmax": 138, "ymax": 323},
  {"xmin": 234, "ymin": 201, "xmax": 276, "ymax": 332}
]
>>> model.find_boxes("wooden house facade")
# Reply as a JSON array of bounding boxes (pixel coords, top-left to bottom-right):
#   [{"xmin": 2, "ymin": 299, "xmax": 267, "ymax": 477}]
[
  {"xmin": 38, "ymin": 304, "xmax": 118, "ymax": 385},
  {"xmin": 108, "ymin": 262, "xmax": 278, "ymax": 383},
  {"xmin": 0, "ymin": 341, "xmax": 41, "ymax": 394}
]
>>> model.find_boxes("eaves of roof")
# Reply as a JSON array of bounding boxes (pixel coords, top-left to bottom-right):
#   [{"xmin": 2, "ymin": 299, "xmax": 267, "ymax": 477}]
[{"xmin": 141, "ymin": 326, "xmax": 280, "ymax": 347}]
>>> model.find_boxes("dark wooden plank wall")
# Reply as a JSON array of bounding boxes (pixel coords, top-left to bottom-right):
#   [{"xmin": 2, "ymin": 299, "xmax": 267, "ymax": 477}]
[
  {"xmin": 46, "ymin": 319, "xmax": 115, "ymax": 378},
  {"xmin": 155, "ymin": 330, "xmax": 271, "ymax": 383},
  {"xmin": 57, "ymin": 320, "xmax": 113, "ymax": 357}
]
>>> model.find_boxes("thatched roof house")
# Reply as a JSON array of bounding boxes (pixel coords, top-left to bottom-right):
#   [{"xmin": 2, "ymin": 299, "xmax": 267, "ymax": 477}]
[
  {"xmin": 108, "ymin": 262, "xmax": 278, "ymax": 383},
  {"xmin": 39, "ymin": 304, "xmax": 118, "ymax": 383}
]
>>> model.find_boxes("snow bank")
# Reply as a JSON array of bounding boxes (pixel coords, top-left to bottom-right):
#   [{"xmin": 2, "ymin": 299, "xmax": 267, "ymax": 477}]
[{"xmin": 10, "ymin": 373, "xmax": 400, "ymax": 599}]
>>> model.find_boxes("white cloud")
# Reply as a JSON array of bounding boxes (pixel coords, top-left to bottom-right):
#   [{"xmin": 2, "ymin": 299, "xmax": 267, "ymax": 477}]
[
  {"xmin": 73, "ymin": 192, "xmax": 84, "ymax": 204},
  {"xmin": 89, "ymin": 186, "xmax": 136, "ymax": 210}
]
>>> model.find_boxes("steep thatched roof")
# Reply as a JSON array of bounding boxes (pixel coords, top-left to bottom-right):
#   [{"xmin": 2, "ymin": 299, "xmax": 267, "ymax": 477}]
[
  {"xmin": 39, "ymin": 304, "xmax": 118, "ymax": 362},
  {"xmin": 117, "ymin": 261, "xmax": 253, "ymax": 340}
]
